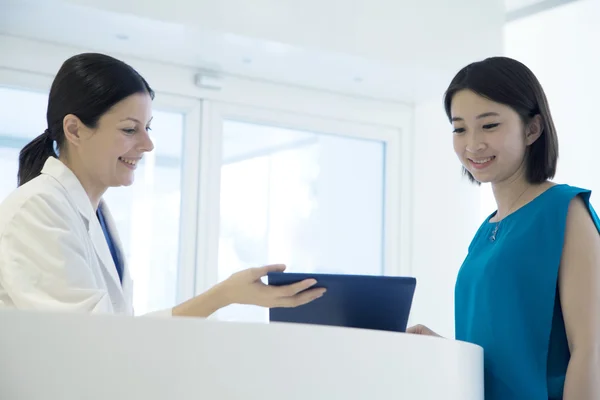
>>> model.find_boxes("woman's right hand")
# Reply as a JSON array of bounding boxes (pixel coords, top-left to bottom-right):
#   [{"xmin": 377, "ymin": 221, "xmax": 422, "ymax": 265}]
[
  {"xmin": 406, "ymin": 324, "xmax": 442, "ymax": 337},
  {"xmin": 218, "ymin": 264, "xmax": 326, "ymax": 308},
  {"xmin": 173, "ymin": 264, "xmax": 326, "ymax": 318}
]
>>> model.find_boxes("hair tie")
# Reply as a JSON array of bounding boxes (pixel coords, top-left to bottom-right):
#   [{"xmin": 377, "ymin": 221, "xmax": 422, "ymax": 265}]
[{"xmin": 42, "ymin": 129, "xmax": 56, "ymax": 153}]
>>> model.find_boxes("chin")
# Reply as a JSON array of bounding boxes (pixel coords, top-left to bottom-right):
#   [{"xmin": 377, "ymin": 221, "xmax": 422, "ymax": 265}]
[
  {"xmin": 112, "ymin": 176, "xmax": 135, "ymax": 187},
  {"xmin": 473, "ymin": 175, "xmax": 493, "ymax": 184},
  {"xmin": 117, "ymin": 170, "xmax": 136, "ymax": 187},
  {"xmin": 120, "ymin": 179, "xmax": 135, "ymax": 187},
  {"xmin": 465, "ymin": 168, "xmax": 492, "ymax": 184}
]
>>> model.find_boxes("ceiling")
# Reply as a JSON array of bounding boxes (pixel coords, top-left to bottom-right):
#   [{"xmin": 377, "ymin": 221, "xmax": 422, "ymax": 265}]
[
  {"xmin": 504, "ymin": 0, "xmax": 580, "ymax": 20},
  {"xmin": 504, "ymin": 0, "xmax": 549, "ymax": 11},
  {"xmin": 0, "ymin": 0, "xmax": 506, "ymax": 103}
]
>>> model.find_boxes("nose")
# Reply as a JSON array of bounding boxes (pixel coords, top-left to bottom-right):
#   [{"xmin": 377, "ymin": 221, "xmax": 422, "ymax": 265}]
[
  {"xmin": 139, "ymin": 130, "xmax": 155, "ymax": 153},
  {"xmin": 465, "ymin": 131, "xmax": 486, "ymax": 154}
]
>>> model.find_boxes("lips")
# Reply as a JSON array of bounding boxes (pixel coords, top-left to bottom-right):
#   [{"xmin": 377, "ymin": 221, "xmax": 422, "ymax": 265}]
[
  {"xmin": 118, "ymin": 156, "xmax": 141, "ymax": 169},
  {"xmin": 118, "ymin": 157, "xmax": 138, "ymax": 166},
  {"xmin": 468, "ymin": 156, "xmax": 495, "ymax": 170}
]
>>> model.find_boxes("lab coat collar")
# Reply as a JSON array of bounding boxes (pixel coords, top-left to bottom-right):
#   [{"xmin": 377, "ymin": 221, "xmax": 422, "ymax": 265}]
[
  {"xmin": 41, "ymin": 157, "xmax": 95, "ymax": 225},
  {"xmin": 41, "ymin": 157, "xmax": 127, "ymax": 305}
]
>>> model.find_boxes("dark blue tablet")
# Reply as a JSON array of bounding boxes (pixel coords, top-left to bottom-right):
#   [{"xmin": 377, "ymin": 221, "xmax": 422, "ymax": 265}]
[{"xmin": 267, "ymin": 272, "xmax": 416, "ymax": 332}]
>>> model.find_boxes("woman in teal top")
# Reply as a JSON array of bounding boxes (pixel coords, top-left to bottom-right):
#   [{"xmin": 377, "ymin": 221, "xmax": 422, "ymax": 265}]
[{"xmin": 407, "ymin": 57, "xmax": 600, "ymax": 399}]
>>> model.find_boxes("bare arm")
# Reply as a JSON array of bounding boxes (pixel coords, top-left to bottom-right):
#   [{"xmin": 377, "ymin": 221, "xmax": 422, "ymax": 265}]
[
  {"xmin": 171, "ymin": 265, "xmax": 326, "ymax": 318},
  {"xmin": 171, "ymin": 283, "xmax": 229, "ymax": 318},
  {"xmin": 560, "ymin": 196, "xmax": 600, "ymax": 400}
]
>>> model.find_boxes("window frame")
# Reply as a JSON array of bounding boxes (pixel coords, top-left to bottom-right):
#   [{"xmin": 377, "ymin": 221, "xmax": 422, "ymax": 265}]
[
  {"xmin": 0, "ymin": 64, "xmax": 413, "ymax": 310},
  {"xmin": 0, "ymin": 68, "xmax": 203, "ymax": 307},
  {"xmin": 195, "ymin": 100, "xmax": 411, "ymax": 294}
]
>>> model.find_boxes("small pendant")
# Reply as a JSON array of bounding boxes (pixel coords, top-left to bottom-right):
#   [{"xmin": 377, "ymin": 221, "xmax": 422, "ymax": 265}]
[{"xmin": 490, "ymin": 224, "xmax": 499, "ymax": 242}]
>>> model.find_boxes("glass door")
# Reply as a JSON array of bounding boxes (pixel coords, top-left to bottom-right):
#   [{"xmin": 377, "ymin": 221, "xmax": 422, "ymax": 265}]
[{"xmin": 197, "ymin": 102, "xmax": 404, "ymax": 322}]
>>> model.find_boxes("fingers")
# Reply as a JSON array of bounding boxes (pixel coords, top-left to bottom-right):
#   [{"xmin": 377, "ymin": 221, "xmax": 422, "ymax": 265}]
[
  {"xmin": 251, "ymin": 264, "xmax": 286, "ymax": 279},
  {"xmin": 238, "ymin": 265, "xmax": 327, "ymax": 308},
  {"xmin": 406, "ymin": 324, "xmax": 441, "ymax": 337},
  {"xmin": 406, "ymin": 324, "xmax": 423, "ymax": 334},
  {"xmin": 272, "ymin": 278, "xmax": 318, "ymax": 297},
  {"xmin": 406, "ymin": 324, "xmax": 431, "ymax": 335},
  {"xmin": 270, "ymin": 279, "xmax": 325, "ymax": 307},
  {"xmin": 276, "ymin": 287, "xmax": 327, "ymax": 308}
]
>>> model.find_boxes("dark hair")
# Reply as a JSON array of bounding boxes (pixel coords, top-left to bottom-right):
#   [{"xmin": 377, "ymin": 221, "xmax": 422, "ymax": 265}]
[
  {"xmin": 443, "ymin": 56, "xmax": 558, "ymax": 184},
  {"xmin": 18, "ymin": 53, "xmax": 154, "ymax": 186}
]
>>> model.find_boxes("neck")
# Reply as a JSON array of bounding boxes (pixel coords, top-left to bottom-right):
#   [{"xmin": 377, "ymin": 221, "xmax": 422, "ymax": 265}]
[
  {"xmin": 59, "ymin": 155, "xmax": 106, "ymax": 211},
  {"xmin": 491, "ymin": 171, "xmax": 531, "ymax": 220}
]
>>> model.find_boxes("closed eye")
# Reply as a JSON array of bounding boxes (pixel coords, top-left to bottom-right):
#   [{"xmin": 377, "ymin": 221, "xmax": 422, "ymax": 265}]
[
  {"xmin": 483, "ymin": 123, "xmax": 500, "ymax": 130},
  {"xmin": 122, "ymin": 128, "xmax": 136, "ymax": 135},
  {"xmin": 453, "ymin": 127, "xmax": 466, "ymax": 134}
]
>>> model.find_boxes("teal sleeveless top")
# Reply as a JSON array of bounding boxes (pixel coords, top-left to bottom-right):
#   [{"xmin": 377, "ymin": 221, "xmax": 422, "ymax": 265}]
[{"xmin": 455, "ymin": 184, "xmax": 600, "ymax": 399}]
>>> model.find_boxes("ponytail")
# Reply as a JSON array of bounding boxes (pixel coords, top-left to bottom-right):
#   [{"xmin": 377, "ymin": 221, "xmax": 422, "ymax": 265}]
[
  {"xmin": 18, "ymin": 129, "xmax": 57, "ymax": 187},
  {"xmin": 17, "ymin": 53, "xmax": 155, "ymax": 188}
]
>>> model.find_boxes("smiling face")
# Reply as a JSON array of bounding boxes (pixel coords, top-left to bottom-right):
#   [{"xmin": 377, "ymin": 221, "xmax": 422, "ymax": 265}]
[
  {"xmin": 62, "ymin": 92, "xmax": 154, "ymax": 198},
  {"xmin": 450, "ymin": 89, "xmax": 541, "ymax": 184}
]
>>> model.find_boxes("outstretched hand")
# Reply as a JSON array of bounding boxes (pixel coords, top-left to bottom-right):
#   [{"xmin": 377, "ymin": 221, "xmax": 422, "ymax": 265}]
[{"xmin": 220, "ymin": 264, "xmax": 326, "ymax": 308}]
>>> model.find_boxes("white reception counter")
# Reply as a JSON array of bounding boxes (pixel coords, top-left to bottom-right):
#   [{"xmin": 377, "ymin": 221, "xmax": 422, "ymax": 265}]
[{"xmin": 0, "ymin": 310, "xmax": 483, "ymax": 399}]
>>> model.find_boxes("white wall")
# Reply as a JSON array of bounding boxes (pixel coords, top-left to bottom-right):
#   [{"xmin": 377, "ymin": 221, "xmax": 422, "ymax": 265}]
[
  {"xmin": 408, "ymin": 97, "xmax": 482, "ymax": 338},
  {"xmin": 504, "ymin": 0, "xmax": 600, "ymax": 200}
]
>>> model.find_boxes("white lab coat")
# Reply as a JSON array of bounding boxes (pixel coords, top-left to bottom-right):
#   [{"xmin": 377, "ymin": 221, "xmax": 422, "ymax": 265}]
[{"xmin": 0, "ymin": 157, "xmax": 170, "ymax": 316}]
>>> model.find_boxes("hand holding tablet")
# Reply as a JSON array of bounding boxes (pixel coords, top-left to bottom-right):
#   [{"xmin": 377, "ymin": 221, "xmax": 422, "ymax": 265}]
[
  {"xmin": 218, "ymin": 264, "xmax": 327, "ymax": 309},
  {"xmin": 267, "ymin": 272, "xmax": 416, "ymax": 332}
]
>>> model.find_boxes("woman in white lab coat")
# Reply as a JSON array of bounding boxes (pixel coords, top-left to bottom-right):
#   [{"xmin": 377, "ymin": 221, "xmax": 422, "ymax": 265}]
[{"xmin": 0, "ymin": 52, "xmax": 325, "ymax": 317}]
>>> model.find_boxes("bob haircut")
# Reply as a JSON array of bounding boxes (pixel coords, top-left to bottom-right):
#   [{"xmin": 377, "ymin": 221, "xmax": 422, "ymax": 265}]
[{"xmin": 443, "ymin": 56, "xmax": 558, "ymax": 184}]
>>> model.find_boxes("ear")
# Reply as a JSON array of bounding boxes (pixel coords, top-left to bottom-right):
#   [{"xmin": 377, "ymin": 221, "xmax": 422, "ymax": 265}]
[
  {"xmin": 525, "ymin": 114, "xmax": 543, "ymax": 146},
  {"xmin": 62, "ymin": 114, "xmax": 84, "ymax": 148}
]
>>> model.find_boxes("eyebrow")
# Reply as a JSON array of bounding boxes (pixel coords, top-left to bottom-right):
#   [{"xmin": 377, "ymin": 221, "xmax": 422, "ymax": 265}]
[
  {"xmin": 120, "ymin": 117, "xmax": 153, "ymax": 125},
  {"xmin": 451, "ymin": 112, "xmax": 500, "ymax": 122}
]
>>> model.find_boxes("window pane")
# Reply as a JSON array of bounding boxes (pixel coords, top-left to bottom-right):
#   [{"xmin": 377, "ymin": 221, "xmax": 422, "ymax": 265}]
[
  {"xmin": 0, "ymin": 87, "xmax": 48, "ymax": 201},
  {"xmin": 217, "ymin": 120, "xmax": 385, "ymax": 322},
  {"xmin": 0, "ymin": 87, "xmax": 48, "ymax": 141},
  {"xmin": 0, "ymin": 148, "xmax": 20, "ymax": 200},
  {"xmin": 103, "ymin": 110, "xmax": 184, "ymax": 315}
]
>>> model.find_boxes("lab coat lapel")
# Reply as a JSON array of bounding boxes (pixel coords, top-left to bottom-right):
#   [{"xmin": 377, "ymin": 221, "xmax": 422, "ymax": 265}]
[
  {"xmin": 41, "ymin": 157, "xmax": 127, "ymax": 309},
  {"xmin": 88, "ymin": 208, "xmax": 124, "ymax": 295},
  {"xmin": 98, "ymin": 201, "xmax": 133, "ymax": 309}
]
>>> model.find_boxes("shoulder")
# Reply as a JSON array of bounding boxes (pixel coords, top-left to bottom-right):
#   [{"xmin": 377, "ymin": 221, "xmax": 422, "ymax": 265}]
[
  {"xmin": 558, "ymin": 186, "xmax": 600, "ymax": 353},
  {"xmin": 0, "ymin": 175, "xmax": 78, "ymax": 235},
  {"xmin": 565, "ymin": 193, "xmax": 598, "ymax": 238},
  {"xmin": 549, "ymin": 183, "xmax": 599, "ymax": 220},
  {"xmin": 0, "ymin": 177, "xmax": 88, "ymax": 265},
  {"xmin": 544, "ymin": 183, "xmax": 591, "ymax": 201},
  {"xmin": 526, "ymin": 183, "xmax": 593, "ymax": 218},
  {"xmin": 558, "ymin": 183, "xmax": 600, "ymax": 257}
]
